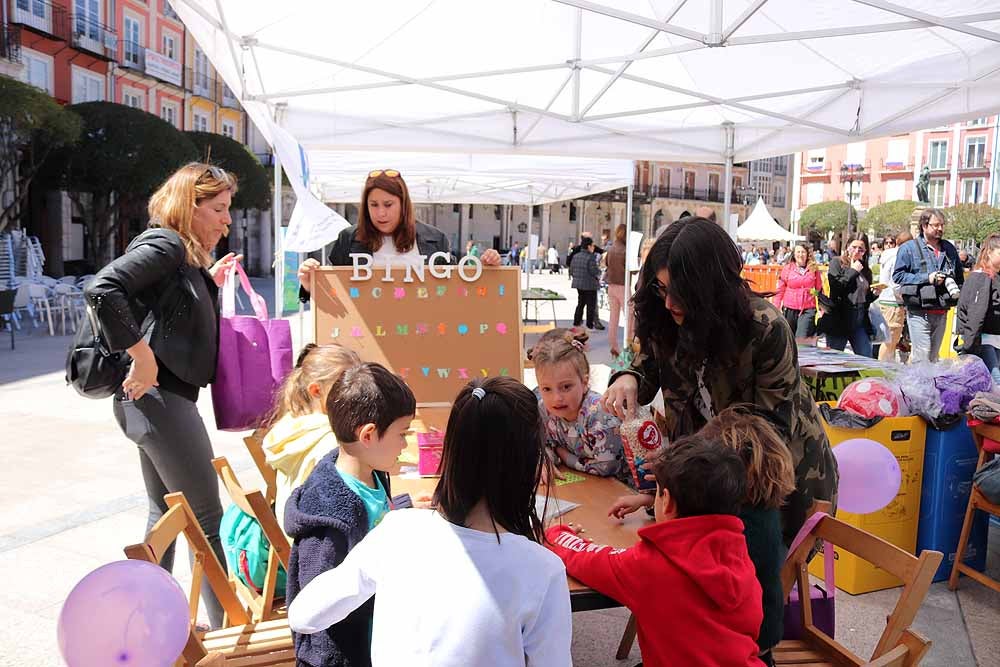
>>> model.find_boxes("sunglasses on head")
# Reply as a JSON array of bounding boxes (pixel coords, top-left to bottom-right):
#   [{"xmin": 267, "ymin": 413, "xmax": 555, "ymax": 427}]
[
  {"xmin": 368, "ymin": 169, "xmax": 401, "ymax": 179},
  {"xmin": 200, "ymin": 165, "xmax": 228, "ymax": 182}
]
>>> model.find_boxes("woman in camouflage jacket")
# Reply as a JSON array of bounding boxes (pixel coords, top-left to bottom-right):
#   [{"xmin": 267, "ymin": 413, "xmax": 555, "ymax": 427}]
[{"xmin": 603, "ymin": 218, "xmax": 837, "ymax": 543}]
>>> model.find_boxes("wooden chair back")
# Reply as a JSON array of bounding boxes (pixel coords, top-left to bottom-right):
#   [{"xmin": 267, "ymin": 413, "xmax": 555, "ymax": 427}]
[
  {"xmin": 123, "ymin": 493, "xmax": 251, "ymax": 665},
  {"xmin": 780, "ymin": 513, "xmax": 942, "ymax": 665},
  {"xmin": 212, "ymin": 456, "xmax": 291, "ymax": 622},
  {"xmin": 948, "ymin": 422, "xmax": 1000, "ymax": 593},
  {"xmin": 243, "ymin": 429, "xmax": 277, "ymax": 506}
]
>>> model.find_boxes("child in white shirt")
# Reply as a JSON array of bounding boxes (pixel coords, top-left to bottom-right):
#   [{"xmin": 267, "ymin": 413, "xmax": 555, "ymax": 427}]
[{"xmin": 287, "ymin": 377, "xmax": 573, "ymax": 667}]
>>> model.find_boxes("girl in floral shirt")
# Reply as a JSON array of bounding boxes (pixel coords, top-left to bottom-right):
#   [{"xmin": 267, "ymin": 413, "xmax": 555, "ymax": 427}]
[{"xmin": 531, "ymin": 329, "xmax": 626, "ymax": 481}]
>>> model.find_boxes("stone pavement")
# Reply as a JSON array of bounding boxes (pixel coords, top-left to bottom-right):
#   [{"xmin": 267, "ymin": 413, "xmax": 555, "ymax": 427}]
[{"xmin": 0, "ymin": 268, "xmax": 996, "ymax": 666}]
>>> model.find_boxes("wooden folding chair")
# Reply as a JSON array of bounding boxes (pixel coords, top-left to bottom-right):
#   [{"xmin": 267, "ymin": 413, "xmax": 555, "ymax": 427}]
[
  {"xmin": 213, "ymin": 456, "xmax": 291, "ymax": 622},
  {"xmin": 242, "ymin": 429, "xmax": 278, "ymax": 506},
  {"xmin": 948, "ymin": 421, "xmax": 1000, "ymax": 594},
  {"xmin": 124, "ymin": 492, "xmax": 294, "ymax": 667},
  {"xmin": 774, "ymin": 513, "xmax": 942, "ymax": 667}
]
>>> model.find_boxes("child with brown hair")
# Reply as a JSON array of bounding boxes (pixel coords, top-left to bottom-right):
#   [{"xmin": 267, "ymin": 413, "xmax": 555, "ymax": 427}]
[
  {"xmin": 263, "ymin": 343, "xmax": 361, "ymax": 526},
  {"xmin": 530, "ymin": 328, "xmax": 626, "ymax": 481},
  {"xmin": 609, "ymin": 405, "xmax": 795, "ymax": 666}
]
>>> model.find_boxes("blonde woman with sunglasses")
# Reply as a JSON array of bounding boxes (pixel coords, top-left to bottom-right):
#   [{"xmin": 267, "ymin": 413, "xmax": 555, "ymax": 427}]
[
  {"xmin": 84, "ymin": 162, "xmax": 241, "ymax": 629},
  {"xmin": 298, "ymin": 170, "xmax": 501, "ymax": 290}
]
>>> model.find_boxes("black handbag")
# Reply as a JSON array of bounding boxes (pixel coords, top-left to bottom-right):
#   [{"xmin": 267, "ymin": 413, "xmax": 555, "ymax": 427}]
[{"xmin": 65, "ymin": 302, "xmax": 131, "ymax": 399}]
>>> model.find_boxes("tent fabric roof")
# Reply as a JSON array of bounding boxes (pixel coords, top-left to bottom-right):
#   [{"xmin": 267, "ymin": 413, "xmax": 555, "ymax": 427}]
[
  {"xmin": 175, "ymin": 0, "xmax": 1000, "ymax": 163},
  {"xmin": 310, "ymin": 151, "xmax": 633, "ymax": 204},
  {"xmin": 737, "ymin": 197, "xmax": 804, "ymax": 241}
]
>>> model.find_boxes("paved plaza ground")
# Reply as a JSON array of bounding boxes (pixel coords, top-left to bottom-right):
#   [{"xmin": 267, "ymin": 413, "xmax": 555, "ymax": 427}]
[{"xmin": 0, "ymin": 269, "xmax": 997, "ymax": 666}]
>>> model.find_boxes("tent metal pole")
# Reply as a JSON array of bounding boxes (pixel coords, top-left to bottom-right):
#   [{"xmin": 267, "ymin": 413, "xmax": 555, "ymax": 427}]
[
  {"xmin": 722, "ymin": 122, "xmax": 735, "ymax": 238},
  {"xmin": 623, "ymin": 180, "xmax": 634, "ymax": 349},
  {"xmin": 526, "ymin": 187, "xmax": 534, "ymax": 292},
  {"xmin": 572, "ymin": 9, "xmax": 582, "ymax": 120},
  {"xmin": 272, "ymin": 140, "xmax": 283, "ymax": 319}
]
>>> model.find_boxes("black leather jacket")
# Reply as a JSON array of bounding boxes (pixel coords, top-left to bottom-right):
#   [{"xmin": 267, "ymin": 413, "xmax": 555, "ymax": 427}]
[{"xmin": 84, "ymin": 228, "xmax": 219, "ymax": 388}]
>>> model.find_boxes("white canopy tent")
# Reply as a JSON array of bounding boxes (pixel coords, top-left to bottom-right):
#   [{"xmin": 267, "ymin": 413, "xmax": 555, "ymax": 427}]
[
  {"xmin": 310, "ymin": 151, "xmax": 634, "ymax": 205},
  {"xmin": 737, "ymin": 197, "xmax": 805, "ymax": 242},
  {"xmin": 173, "ymin": 0, "xmax": 1000, "ymax": 331}
]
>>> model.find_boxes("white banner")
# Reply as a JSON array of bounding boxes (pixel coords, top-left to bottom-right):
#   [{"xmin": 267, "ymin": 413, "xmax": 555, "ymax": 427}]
[{"xmin": 144, "ymin": 49, "xmax": 181, "ymax": 87}]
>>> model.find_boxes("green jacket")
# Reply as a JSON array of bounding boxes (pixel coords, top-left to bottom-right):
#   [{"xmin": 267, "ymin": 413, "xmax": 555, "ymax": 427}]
[{"xmin": 613, "ymin": 296, "xmax": 838, "ymax": 543}]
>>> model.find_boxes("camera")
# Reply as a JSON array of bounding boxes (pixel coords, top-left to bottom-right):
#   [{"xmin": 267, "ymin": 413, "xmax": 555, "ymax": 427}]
[{"xmin": 943, "ymin": 275, "xmax": 961, "ymax": 300}]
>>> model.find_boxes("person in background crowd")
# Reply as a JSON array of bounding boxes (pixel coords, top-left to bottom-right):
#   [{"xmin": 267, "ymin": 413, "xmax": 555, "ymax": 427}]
[
  {"xmin": 955, "ymin": 234, "xmax": 1000, "ymax": 384},
  {"xmin": 827, "ymin": 235, "xmax": 882, "ymax": 358},
  {"xmin": 509, "ymin": 241, "xmax": 520, "ymax": 267},
  {"xmin": 877, "ymin": 231, "xmax": 912, "ymax": 362},
  {"xmin": 547, "ymin": 244, "xmax": 560, "ymax": 274},
  {"xmin": 827, "ymin": 238, "xmax": 840, "ymax": 259},
  {"xmin": 604, "ymin": 224, "xmax": 628, "ymax": 357},
  {"xmin": 893, "ymin": 208, "xmax": 963, "ymax": 363},
  {"xmin": 959, "ymin": 249, "xmax": 975, "ymax": 270},
  {"xmin": 870, "ymin": 242, "xmax": 882, "ymax": 268},
  {"xmin": 760, "ymin": 246, "xmax": 771, "ymax": 265},
  {"xmin": 774, "ymin": 243, "xmax": 823, "ymax": 339},
  {"xmin": 570, "ymin": 237, "xmax": 604, "ymax": 331}
]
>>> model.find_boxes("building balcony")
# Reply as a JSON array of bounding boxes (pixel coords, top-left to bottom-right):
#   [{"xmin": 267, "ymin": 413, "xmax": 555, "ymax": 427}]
[
  {"xmin": 118, "ymin": 39, "xmax": 145, "ymax": 71},
  {"xmin": 650, "ymin": 185, "xmax": 731, "ymax": 204},
  {"xmin": 185, "ymin": 67, "xmax": 218, "ymax": 103},
  {"xmin": 838, "ymin": 160, "xmax": 871, "ymax": 182},
  {"xmin": 960, "ymin": 157, "xmax": 991, "ymax": 172},
  {"xmin": 927, "ymin": 162, "xmax": 950, "ymax": 173},
  {"xmin": 1, "ymin": 24, "xmax": 21, "ymax": 63},
  {"xmin": 880, "ymin": 158, "xmax": 913, "ymax": 174},
  {"xmin": 10, "ymin": 0, "xmax": 69, "ymax": 41},
  {"xmin": 221, "ymin": 84, "xmax": 240, "ymax": 109},
  {"xmin": 801, "ymin": 163, "xmax": 831, "ymax": 178},
  {"xmin": 72, "ymin": 17, "xmax": 116, "ymax": 60}
]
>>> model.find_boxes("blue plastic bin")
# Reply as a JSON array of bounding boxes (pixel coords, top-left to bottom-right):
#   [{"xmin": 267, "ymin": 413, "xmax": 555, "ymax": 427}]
[{"xmin": 916, "ymin": 420, "xmax": 989, "ymax": 582}]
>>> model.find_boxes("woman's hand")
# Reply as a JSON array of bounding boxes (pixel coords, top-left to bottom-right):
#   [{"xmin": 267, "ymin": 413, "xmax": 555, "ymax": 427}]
[
  {"xmin": 208, "ymin": 252, "xmax": 243, "ymax": 287},
  {"xmin": 481, "ymin": 249, "xmax": 502, "ymax": 266},
  {"xmin": 851, "ymin": 259, "xmax": 864, "ymax": 272},
  {"xmin": 608, "ymin": 493, "xmax": 654, "ymax": 520},
  {"xmin": 602, "ymin": 374, "xmax": 638, "ymax": 420},
  {"xmin": 412, "ymin": 491, "xmax": 434, "ymax": 510},
  {"xmin": 123, "ymin": 341, "xmax": 158, "ymax": 400},
  {"xmin": 298, "ymin": 258, "xmax": 321, "ymax": 287}
]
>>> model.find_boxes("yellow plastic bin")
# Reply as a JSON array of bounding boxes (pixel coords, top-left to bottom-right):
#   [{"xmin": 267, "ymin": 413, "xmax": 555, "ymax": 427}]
[{"xmin": 810, "ymin": 405, "xmax": 927, "ymax": 594}]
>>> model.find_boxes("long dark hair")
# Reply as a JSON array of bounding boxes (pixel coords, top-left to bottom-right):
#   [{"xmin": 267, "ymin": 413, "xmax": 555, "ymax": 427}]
[
  {"xmin": 433, "ymin": 377, "xmax": 548, "ymax": 543},
  {"xmin": 634, "ymin": 217, "xmax": 759, "ymax": 374},
  {"xmin": 356, "ymin": 171, "xmax": 417, "ymax": 253}
]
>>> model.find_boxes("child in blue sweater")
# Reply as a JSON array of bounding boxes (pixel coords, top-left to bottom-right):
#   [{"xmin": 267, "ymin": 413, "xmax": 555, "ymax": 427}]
[{"xmin": 284, "ymin": 362, "xmax": 415, "ymax": 667}]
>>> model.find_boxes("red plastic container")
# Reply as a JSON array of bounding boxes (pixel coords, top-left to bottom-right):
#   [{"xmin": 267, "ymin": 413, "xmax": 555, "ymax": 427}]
[{"xmin": 417, "ymin": 431, "xmax": 444, "ymax": 476}]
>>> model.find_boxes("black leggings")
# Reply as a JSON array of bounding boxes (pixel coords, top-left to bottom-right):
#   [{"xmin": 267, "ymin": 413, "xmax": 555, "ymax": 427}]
[{"xmin": 113, "ymin": 387, "xmax": 227, "ymax": 627}]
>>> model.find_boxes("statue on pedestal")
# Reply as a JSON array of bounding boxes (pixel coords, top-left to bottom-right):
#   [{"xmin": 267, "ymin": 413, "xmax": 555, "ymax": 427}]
[{"xmin": 916, "ymin": 166, "xmax": 930, "ymax": 204}]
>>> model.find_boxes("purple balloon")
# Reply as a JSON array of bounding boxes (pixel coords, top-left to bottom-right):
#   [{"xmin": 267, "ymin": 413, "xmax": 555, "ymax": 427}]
[
  {"xmin": 833, "ymin": 438, "xmax": 902, "ymax": 515},
  {"xmin": 58, "ymin": 560, "xmax": 190, "ymax": 667}
]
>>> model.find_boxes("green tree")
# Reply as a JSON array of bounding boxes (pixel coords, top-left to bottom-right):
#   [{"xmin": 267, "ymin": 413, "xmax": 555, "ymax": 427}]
[
  {"xmin": 944, "ymin": 204, "xmax": 1000, "ymax": 244},
  {"xmin": 185, "ymin": 131, "xmax": 271, "ymax": 210},
  {"xmin": 39, "ymin": 102, "xmax": 197, "ymax": 264},
  {"xmin": 0, "ymin": 77, "xmax": 82, "ymax": 233},
  {"xmin": 799, "ymin": 200, "xmax": 856, "ymax": 237},
  {"xmin": 862, "ymin": 200, "xmax": 916, "ymax": 240}
]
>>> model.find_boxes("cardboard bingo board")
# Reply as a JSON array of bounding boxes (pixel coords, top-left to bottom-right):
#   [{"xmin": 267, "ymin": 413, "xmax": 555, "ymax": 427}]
[{"xmin": 312, "ymin": 264, "xmax": 523, "ymax": 403}]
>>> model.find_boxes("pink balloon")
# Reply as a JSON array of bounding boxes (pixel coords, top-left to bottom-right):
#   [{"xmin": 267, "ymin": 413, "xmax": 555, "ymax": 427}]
[
  {"xmin": 833, "ymin": 438, "xmax": 902, "ymax": 515},
  {"xmin": 58, "ymin": 560, "xmax": 190, "ymax": 667}
]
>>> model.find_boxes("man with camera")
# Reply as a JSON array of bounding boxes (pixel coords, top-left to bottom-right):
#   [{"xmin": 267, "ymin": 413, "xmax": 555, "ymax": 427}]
[{"xmin": 892, "ymin": 208, "xmax": 963, "ymax": 362}]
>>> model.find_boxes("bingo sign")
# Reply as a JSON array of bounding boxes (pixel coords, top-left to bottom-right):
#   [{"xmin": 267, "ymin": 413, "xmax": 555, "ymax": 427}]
[{"xmin": 311, "ymin": 255, "xmax": 523, "ymax": 403}]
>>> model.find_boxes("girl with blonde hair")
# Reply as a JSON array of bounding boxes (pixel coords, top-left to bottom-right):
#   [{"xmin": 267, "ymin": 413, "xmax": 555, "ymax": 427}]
[
  {"xmin": 263, "ymin": 343, "xmax": 361, "ymax": 525},
  {"xmin": 85, "ymin": 162, "xmax": 241, "ymax": 628}
]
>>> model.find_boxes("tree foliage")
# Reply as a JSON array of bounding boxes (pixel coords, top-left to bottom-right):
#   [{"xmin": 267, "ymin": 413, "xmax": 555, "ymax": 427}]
[
  {"xmin": 39, "ymin": 102, "xmax": 197, "ymax": 263},
  {"xmin": 0, "ymin": 77, "xmax": 82, "ymax": 233},
  {"xmin": 944, "ymin": 204, "xmax": 1000, "ymax": 244},
  {"xmin": 799, "ymin": 200, "xmax": 856, "ymax": 236},
  {"xmin": 185, "ymin": 131, "xmax": 271, "ymax": 210},
  {"xmin": 863, "ymin": 200, "xmax": 917, "ymax": 239}
]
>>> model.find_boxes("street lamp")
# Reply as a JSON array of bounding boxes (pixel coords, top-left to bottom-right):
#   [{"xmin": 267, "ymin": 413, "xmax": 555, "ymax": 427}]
[{"xmin": 840, "ymin": 163, "xmax": 865, "ymax": 236}]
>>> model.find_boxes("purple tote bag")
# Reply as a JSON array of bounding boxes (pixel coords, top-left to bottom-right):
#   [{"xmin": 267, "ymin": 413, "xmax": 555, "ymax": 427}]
[{"xmin": 212, "ymin": 262, "xmax": 292, "ymax": 431}]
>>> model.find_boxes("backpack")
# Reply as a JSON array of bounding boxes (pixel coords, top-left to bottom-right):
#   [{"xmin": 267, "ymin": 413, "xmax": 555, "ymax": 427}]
[{"xmin": 220, "ymin": 504, "xmax": 287, "ymax": 597}]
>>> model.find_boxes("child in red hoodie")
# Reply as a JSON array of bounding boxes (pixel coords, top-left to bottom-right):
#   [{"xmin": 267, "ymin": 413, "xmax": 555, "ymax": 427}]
[{"xmin": 546, "ymin": 434, "xmax": 764, "ymax": 667}]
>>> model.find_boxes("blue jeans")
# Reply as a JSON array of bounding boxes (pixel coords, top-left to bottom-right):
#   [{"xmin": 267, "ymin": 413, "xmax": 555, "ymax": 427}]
[
  {"xmin": 827, "ymin": 306, "xmax": 873, "ymax": 358},
  {"xmin": 906, "ymin": 311, "xmax": 947, "ymax": 363},
  {"xmin": 969, "ymin": 345, "xmax": 1000, "ymax": 385}
]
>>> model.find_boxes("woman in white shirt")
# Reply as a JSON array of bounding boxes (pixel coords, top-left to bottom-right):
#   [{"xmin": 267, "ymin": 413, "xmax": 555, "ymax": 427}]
[
  {"xmin": 298, "ymin": 170, "xmax": 501, "ymax": 288},
  {"xmin": 287, "ymin": 377, "xmax": 573, "ymax": 667}
]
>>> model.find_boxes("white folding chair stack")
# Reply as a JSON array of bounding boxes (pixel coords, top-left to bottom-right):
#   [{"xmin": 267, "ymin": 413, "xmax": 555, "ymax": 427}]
[{"xmin": 52, "ymin": 283, "xmax": 84, "ymax": 334}]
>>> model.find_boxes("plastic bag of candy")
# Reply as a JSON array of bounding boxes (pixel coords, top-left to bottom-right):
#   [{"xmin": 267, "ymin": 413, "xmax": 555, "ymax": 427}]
[{"xmin": 619, "ymin": 405, "xmax": 667, "ymax": 491}]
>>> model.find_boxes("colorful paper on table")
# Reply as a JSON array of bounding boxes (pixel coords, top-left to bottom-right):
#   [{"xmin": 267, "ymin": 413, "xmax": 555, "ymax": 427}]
[
  {"xmin": 535, "ymin": 495, "xmax": 580, "ymax": 522},
  {"xmin": 555, "ymin": 471, "xmax": 586, "ymax": 486},
  {"xmin": 312, "ymin": 267, "xmax": 523, "ymax": 403}
]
